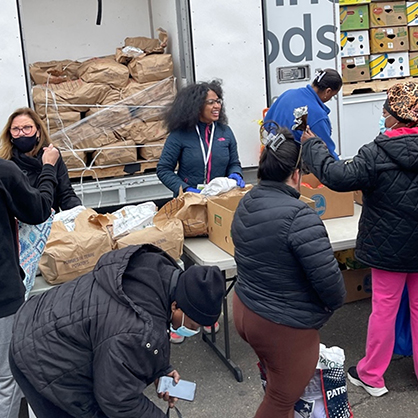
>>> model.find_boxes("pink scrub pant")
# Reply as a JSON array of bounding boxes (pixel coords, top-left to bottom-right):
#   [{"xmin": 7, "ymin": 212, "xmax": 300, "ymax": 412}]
[{"xmin": 357, "ymin": 268, "xmax": 418, "ymax": 388}]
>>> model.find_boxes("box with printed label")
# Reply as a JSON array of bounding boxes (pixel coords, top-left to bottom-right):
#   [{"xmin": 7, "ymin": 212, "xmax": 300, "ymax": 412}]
[
  {"xmin": 340, "ymin": 5, "xmax": 370, "ymax": 31},
  {"xmin": 369, "ymin": 51, "xmax": 410, "ymax": 78},
  {"xmin": 407, "ymin": 2, "xmax": 418, "ymax": 26},
  {"xmin": 342, "ymin": 268, "xmax": 372, "ymax": 303},
  {"xmin": 340, "ymin": 0, "xmax": 371, "ymax": 5},
  {"xmin": 342, "ymin": 56, "xmax": 371, "ymax": 82},
  {"xmin": 409, "ymin": 51, "xmax": 418, "ymax": 74},
  {"xmin": 408, "ymin": 26, "xmax": 418, "ymax": 49},
  {"xmin": 341, "ymin": 30, "xmax": 370, "ymax": 57},
  {"xmin": 207, "ymin": 194, "xmax": 315, "ymax": 256},
  {"xmin": 300, "ymin": 174, "xmax": 354, "ymax": 220},
  {"xmin": 369, "ymin": 2, "xmax": 407, "ymax": 27},
  {"xmin": 370, "ymin": 26, "xmax": 409, "ymax": 53}
]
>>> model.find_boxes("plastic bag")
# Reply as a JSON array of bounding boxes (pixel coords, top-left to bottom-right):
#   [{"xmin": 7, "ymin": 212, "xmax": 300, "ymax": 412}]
[
  {"xmin": 394, "ymin": 286, "xmax": 413, "ymax": 356},
  {"xmin": 18, "ymin": 210, "xmax": 55, "ymax": 297},
  {"xmin": 200, "ymin": 177, "xmax": 237, "ymax": 196}
]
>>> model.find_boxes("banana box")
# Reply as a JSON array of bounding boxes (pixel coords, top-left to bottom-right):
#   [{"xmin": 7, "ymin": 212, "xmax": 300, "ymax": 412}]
[
  {"xmin": 369, "ymin": 52, "xmax": 410, "ymax": 79},
  {"xmin": 409, "ymin": 26, "xmax": 418, "ymax": 50},
  {"xmin": 369, "ymin": 2, "xmax": 407, "ymax": 27},
  {"xmin": 340, "ymin": 5, "xmax": 370, "ymax": 31},
  {"xmin": 341, "ymin": 30, "xmax": 370, "ymax": 57},
  {"xmin": 370, "ymin": 26, "xmax": 409, "ymax": 53},
  {"xmin": 342, "ymin": 56, "xmax": 371, "ymax": 82},
  {"xmin": 340, "ymin": 0, "xmax": 371, "ymax": 4},
  {"xmin": 406, "ymin": 2, "xmax": 418, "ymax": 26},
  {"xmin": 409, "ymin": 51, "xmax": 418, "ymax": 75}
]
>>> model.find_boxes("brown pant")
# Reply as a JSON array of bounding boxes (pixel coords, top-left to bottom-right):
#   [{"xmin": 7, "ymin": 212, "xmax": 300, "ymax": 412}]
[{"xmin": 233, "ymin": 292, "xmax": 320, "ymax": 418}]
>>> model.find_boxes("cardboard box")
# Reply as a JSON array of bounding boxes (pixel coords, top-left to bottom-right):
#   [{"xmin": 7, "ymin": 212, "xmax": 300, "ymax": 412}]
[
  {"xmin": 300, "ymin": 174, "xmax": 355, "ymax": 220},
  {"xmin": 341, "ymin": 30, "xmax": 370, "ymax": 57},
  {"xmin": 406, "ymin": 1, "xmax": 418, "ymax": 26},
  {"xmin": 408, "ymin": 26, "xmax": 418, "ymax": 49},
  {"xmin": 342, "ymin": 268, "xmax": 372, "ymax": 303},
  {"xmin": 207, "ymin": 194, "xmax": 316, "ymax": 256},
  {"xmin": 341, "ymin": 5, "xmax": 370, "ymax": 30},
  {"xmin": 369, "ymin": 51, "xmax": 410, "ymax": 78},
  {"xmin": 369, "ymin": 2, "xmax": 407, "ymax": 27},
  {"xmin": 409, "ymin": 51, "xmax": 418, "ymax": 74},
  {"xmin": 340, "ymin": 0, "xmax": 371, "ymax": 5},
  {"xmin": 370, "ymin": 26, "xmax": 409, "ymax": 53},
  {"xmin": 342, "ymin": 56, "xmax": 371, "ymax": 82}
]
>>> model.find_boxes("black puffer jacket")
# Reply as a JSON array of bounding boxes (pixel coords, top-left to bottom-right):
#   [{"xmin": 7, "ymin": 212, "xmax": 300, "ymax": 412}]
[
  {"xmin": 11, "ymin": 245, "xmax": 179, "ymax": 418},
  {"xmin": 302, "ymin": 130, "xmax": 418, "ymax": 272},
  {"xmin": 12, "ymin": 147, "xmax": 81, "ymax": 211},
  {"xmin": 231, "ymin": 181, "xmax": 346, "ymax": 329}
]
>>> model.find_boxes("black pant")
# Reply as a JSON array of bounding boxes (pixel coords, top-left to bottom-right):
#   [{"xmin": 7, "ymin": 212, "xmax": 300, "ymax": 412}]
[{"xmin": 8, "ymin": 352, "xmax": 74, "ymax": 418}]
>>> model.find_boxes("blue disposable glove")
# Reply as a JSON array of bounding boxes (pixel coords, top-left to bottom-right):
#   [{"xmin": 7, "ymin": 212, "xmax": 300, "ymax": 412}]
[
  {"xmin": 228, "ymin": 173, "xmax": 245, "ymax": 188},
  {"xmin": 186, "ymin": 187, "xmax": 201, "ymax": 193}
]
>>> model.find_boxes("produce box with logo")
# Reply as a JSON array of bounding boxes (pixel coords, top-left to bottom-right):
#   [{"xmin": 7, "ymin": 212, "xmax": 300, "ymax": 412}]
[
  {"xmin": 369, "ymin": 2, "xmax": 407, "ymax": 27},
  {"xmin": 369, "ymin": 51, "xmax": 409, "ymax": 79},
  {"xmin": 341, "ymin": 30, "xmax": 370, "ymax": 57},
  {"xmin": 370, "ymin": 26, "xmax": 409, "ymax": 53},
  {"xmin": 340, "ymin": 5, "xmax": 370, "ymax": 31}
]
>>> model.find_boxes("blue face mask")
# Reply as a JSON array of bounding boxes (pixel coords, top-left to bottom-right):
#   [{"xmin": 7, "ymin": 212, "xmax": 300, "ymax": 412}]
[
  {"xmin": 379, "ymin": 115, "xmax": 388, "ymax": 134},
  {"xmin": 170, "ymin": 312, "xmax": 200, "ymax": 338}
]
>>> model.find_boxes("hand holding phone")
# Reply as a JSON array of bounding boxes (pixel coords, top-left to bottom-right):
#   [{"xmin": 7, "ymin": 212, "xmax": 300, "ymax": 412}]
[{"xmin": 157, "ymin": 376, "xmax": 196, "ymax": 402}]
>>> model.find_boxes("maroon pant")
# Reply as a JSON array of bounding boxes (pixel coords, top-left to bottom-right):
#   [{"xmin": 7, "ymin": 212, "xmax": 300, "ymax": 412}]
[{"xmin": 233, "ymin": 292, "xmax": 320, "ymax": 418}]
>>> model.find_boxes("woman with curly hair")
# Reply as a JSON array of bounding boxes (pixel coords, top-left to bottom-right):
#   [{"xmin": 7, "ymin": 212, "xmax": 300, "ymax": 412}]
[
  {"xmin": 157, "ymin": 79, "xmax": 244, "ymax": 196},
  {"xmin": 0, "ymin": 107, "xmax": 80, "ymax": 212}
]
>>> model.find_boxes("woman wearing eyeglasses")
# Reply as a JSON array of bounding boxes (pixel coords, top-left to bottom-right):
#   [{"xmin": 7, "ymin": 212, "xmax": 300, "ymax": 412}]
[
  {"xmin": 231, "ymin": 124, "xmax": 346, "ymax": 418},
  {"xmin": 0, "ymin": 107, "xmax": 81, "ymax": 211},
  {"xmin": 157, "ymin": 79, "xmax": 244, "ymax": 197}
]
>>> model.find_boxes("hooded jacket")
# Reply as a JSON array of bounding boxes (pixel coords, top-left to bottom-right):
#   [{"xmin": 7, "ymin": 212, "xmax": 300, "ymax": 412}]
[
  {"xmin": 11, "ymin": 147, "xmax": 81, "ymax": 212},
  {"xmin": 231, "ymin": 181, "xmax": 346, "ymax": 329},
  {"xmin": 11, "ymin": 245, "xmax": 180, "ymax": 418},
  {"xmin": 157, "ymin": 121, "xmax": 242, "ymax": 196},
  {"xmin": 302, "ymin": 128, "xmax": 418, "ymax": 272}
]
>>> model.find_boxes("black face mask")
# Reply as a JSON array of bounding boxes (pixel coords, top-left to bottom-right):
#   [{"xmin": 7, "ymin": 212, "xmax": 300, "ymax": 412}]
[{"xmin": 12, "ymin": 134, "xmax": 38, "ymax": 153}]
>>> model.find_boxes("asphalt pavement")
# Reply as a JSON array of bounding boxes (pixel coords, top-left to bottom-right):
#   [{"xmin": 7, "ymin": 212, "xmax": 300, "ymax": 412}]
[{"xmin": 146, "ymin": 295, "xmax": 418, "ymax": 418}]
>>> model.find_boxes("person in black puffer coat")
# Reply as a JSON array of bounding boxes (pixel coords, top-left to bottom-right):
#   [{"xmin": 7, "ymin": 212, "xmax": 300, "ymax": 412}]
[
  {"xmin": 301, "ymin": 81, "xmax": 418, "ymax": 398},
  {"xmin": 0, "ymin": 107, "xmax": 81, "ymax": 212},
  {"xmin": 231, "ymin": 124, "xmax": 346, "ymax": 418},
  {"xmin": 9, "ymin": 244, "xmax": 224, "ymax": 418}
]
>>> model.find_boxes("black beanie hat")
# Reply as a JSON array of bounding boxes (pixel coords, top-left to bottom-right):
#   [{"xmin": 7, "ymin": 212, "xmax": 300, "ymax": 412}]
[{"xmin": 174, "ymin": 265, "xmax": 225, "ymax": 326}]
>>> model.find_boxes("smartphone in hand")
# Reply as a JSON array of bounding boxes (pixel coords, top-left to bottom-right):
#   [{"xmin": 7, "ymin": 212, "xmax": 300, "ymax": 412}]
[{"xmin": 157, "ymin": 376, "xmax": 196, "ymax": 402}]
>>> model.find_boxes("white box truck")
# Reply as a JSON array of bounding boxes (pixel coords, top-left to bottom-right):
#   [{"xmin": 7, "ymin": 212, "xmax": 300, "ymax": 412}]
[{"xmin": 1, "ymin": 0, "xmax": 385, "ymax": 208}]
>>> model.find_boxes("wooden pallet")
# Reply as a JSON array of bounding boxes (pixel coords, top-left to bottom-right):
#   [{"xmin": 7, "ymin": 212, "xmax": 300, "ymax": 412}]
[
  {"xmin": 343, "ymin": 76, "xmax": 418, "ymax": 96},
  {"xmin": 68, "ymin": 160, "xmax": 158, "ymax": 180}
]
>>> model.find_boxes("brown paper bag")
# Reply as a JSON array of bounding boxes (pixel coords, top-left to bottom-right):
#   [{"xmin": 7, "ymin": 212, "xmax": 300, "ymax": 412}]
[
  {"xmin": 45, "ymin": 111, "xmax": 81, "ymax": 135},
  {"xmin": 154, "ymin": 191, "xmax": 207, "ymax": 237},
  {"xmin": 124, "ymin": 28, "xmax": 168, "ymax": 54},
  {"xmin": 116, "ymin": 218, "xmax": 184, "ymax": 260},
  {"xmin": 123, "ymin": 120, "xmax": 168, "ymax": 144},
  {"xmin": 128, "ymin": 54, "xmax": 173, "ymax": 83},
  {"xmin": 60, "ymin": 149, "xmax": 87, "ymax": 169},
  {"xmin": 39, "ymin": 208, "xmax": 113, "ymax": 284},
  {"xmin": 78, "ymin": 58, "xmax": 129, "ymax": 88},
  {"xmin": 93, "ymin": 140, "xmax": 137, "ymax": 166},
  {"xmin": 30, "ymin": 60, "xmax": 81, "ymax": 85},
  {"xmin": 138, "ymin": 139, "xmax": 165, "ymax": 160}
]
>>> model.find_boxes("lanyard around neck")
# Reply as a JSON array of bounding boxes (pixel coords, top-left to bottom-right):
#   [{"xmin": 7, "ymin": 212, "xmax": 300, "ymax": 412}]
[{"xmin": 196, "ymin": 123, "xmax": 215, "ymax": 184}]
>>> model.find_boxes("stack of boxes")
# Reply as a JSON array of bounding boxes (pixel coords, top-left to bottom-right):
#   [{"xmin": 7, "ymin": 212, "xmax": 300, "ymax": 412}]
[{"xmin": 340, "ymin": 0, "xmax": 418, "ymax": 84}]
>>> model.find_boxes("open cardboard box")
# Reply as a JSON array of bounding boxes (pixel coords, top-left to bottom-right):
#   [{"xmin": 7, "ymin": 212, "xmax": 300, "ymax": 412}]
[
  {"xmin": 342, "ymin": 267, "xmax": 372, "ymax": 303},
  {"xmin": 301, "ymin": 174, "xmax": 354, "ymax": 220},
  {"xmin": 207, "ymin": 193, "xmax": 315, "ymax": 256}
]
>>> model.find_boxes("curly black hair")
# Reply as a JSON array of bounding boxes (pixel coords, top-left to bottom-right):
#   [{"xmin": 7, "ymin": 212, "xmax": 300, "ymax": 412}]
[{"xmin": 164, "ymin": 79, "xmax": 228, "ymax": 132}]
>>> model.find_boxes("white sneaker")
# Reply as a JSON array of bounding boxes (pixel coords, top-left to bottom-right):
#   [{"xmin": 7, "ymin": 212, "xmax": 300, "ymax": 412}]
[
  {"xmin": 203, "ymin": 321, "xmax": 220, "ymax": 334},
  {"xmin": 347, "ymin": 366, "xmax": 388, "ymax": 397}
]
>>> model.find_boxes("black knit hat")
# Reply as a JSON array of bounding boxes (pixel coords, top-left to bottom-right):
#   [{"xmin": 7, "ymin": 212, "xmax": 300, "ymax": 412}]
[{"xmin": 175, "ymin": 265, "xmax": 225, "ymax": 326}]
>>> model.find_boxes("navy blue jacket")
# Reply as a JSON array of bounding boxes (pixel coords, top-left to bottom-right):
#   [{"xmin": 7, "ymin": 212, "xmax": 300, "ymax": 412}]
[
  {"xmin": 231, "ymin": 181, "xmax": 345, "ymax": 329},
  {"xmin": 302, "ymin": 129, "xmax": 418, "ymax": 272},
  {"xmin": 265, "ymin": 84, "xmax": 338, "ymax": 159},
  {"xmin": 157, "ymin": 121, "xmax": 242, "ymax": 195}
]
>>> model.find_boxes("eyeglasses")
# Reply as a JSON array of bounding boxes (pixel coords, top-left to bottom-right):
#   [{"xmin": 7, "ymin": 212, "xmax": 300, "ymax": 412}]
[
  {"xmin": 260, "ymin": 120, "xmax": 302, "ymax": 170},
  {"xmin": 204, "ymin": 98, "xmax": 223, "ymax": 106},
  {"xmin": 10, "ymin": 125, "xmax": 35, "ymax": 137}
]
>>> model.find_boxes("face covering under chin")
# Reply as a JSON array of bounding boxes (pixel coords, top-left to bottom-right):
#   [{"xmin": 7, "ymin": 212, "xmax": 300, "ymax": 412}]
[
  {"xmin": 170, "ymin": 313, "xmax": 200, "ymax": 338},
  {"xmin": 12, "ymin": 134, "xmax": 38, "ymax": 153}
]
